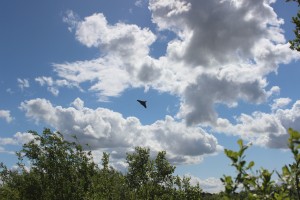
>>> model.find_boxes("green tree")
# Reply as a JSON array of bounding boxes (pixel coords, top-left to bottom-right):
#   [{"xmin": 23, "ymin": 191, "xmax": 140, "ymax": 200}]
[
  {"xmin": 90, "ymin": 152, "xmax": 126, "ymax": 200},
  {"xmin": 221, "ymin": 130, "xmax": 300, "ymax": 200},
  {"xmin": 221, "ymin": 139, "xmax": 256, "ymax": 198},
  {"xmin": 286, "ymin": 0, "xmax": 300, "ymax": 51},
  {"xmin": 1, "ymin": 129, "xmax": 203, "ymax": 199},
  {"xmin": 153, "ymin": 151, "xmax": 175, "ymax": 187},
  {"xmin": 221, "ymin": 139, "xmax": 277, "ymax": 199},
  {"xmin": 277, "ymin": 128, "xmax": 300, "ymax": 200},
  {"xmin": 0, "ymin": 128, "xmax": 98, "ymax": 200},
  {"xmin": 126, "ymin": 147, "xmax": 153, "ymax": 191},
  {"xmin": 126, "ymin": 147, "xmax": 202, "ymax": 200}
]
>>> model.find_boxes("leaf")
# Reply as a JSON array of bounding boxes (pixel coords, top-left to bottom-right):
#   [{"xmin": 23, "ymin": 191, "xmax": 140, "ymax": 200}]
[
  {"xmin": 282, "ymin": 165, "xmax": 291, "ymax": 176},
  {"xmin": 246, "ymin": 161, "xmax": 255, "ymax": 170},
  {"xmin": 225, "ymin": 149, "xmax": 238, "ymax": 163},
  {"xmin": 237, "ymin": 139, "xmax": 243, "ymax": 149}
]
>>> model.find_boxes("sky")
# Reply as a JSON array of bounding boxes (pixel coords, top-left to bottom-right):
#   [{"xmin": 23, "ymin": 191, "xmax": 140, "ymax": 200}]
[{"xmin": 0, "ymin": 0, "xmax": 300, "ymax": 193}]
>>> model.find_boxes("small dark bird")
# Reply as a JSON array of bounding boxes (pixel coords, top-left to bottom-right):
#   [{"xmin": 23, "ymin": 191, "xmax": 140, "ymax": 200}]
[{"xmin": 137, "ymin": 100, "xmax": 147, "ymax": 108}]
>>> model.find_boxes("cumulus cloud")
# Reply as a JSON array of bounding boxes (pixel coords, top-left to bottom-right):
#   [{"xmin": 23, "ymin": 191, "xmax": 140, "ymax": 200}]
[
  {"xmin": 75, "ymin": 13, "xmax": 156, "ymax": 56},
  {"xmin": 148, "ymin": 0, "xmax": 299, "ymax": 125},
  {"xmin": 19, "ymin": 98, "xmax": 221, "ymax": 165},
  {"xmin": 178, "ymin": 72, "xmax": 272, "ymax": 125},
  {"xmin": 149, "ymin": 0, "xmax": 294, "ymax": 67},
  {"xmin": 54, "ymin": 0, "xmax": 299, "ymax": 120},
  {"xmin": 0, "ymin": 110, "xmax": 13, "ymax": 123},
  {"xmin": 54, "ymin": 12, "xmax": 162, "ymax": 100},
  {"xmin": 34, "ymin": 0, "xmax": 300, "ymax": 155},
  {"xmin": 215, "ymin": 100, "xmax": 300, "ymax": 148}
]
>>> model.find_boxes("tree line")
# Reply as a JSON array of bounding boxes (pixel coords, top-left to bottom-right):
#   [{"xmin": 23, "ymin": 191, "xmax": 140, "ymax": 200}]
[{"xmin": 1, "ymin": 128, "xmax": 300, "ymax": 199}]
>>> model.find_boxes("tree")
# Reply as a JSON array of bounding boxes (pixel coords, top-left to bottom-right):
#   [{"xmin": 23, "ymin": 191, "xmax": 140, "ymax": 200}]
[
  {"xmin": 90, "ymin": 152, "xmax": 126, "ymax": 200},
  {"xmin": 221, "ymin": 129, "xmax": 300, "ymax": 200},
  {"xmin": 221, "ymin": 139, "xmax": 257, "ymax": 199},
  {"xmin": 0, "ymin": 128, "xmax": 98, "ymax": 200},
  {"xmin": 153, "ymin": 151, "xmax": 176, "ymax": 187},
  {"xmin": 126, "ymin": 147, "xmax": 153, "ymax": 191},
  {"xmin": 286, "ymin": 0, "xmax": 300, "ymax": 51},
  {"xmin": 277, "ymin": 128, "xmax": 300, "ymax": 200},
  {"xmin": 125, "ymin": 147, "xmax": 202, "ymax": 199},
  {"xmin": 0, "ymin": 129, "xmax": 203, "ymax": 199}
]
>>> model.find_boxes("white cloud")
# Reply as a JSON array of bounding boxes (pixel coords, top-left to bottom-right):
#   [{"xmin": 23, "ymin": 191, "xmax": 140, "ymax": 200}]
[
  {"xmin": 149, "ymin": 0, "xmax": 296, "ymax": 67},
  {"xmin": 75, "ymin": 13, "xmax": 156, "ymax": 56},
  {"xmin": 19, "ymin": 98, "xmax": 222, "ymax": 165},
  {"xmin": 35, "ymin": 0, "xmax": 300, "ymax": 154},
  {"xmin": 0, "ymin": 132, "xmax": 43, "ymax": 156},
  {"xmin": 188, "ymin": 175, "xmax": 224, "ymax": 193},
  {"xmin": 0, "ymin": 132, "xmax": 35, "ymax": 146},
  {"xmin": 14, "ymin": 132, "xmax": 36, "ymax": 144},
  {"xmin": 178, "ymin": 72, "xmax": 272, "ymax": 126},
  {"xmin": 0, "ymin": 110, "xmax": 13, "ymax": 123},
  {"xmin": 55, "ymin": 12, "xmax": 162, "ymax": 100},
  {"xmin": 17, "ymin": 78, "xmax": 29, "ymax": 91},
  {"xmin": 215, "ymin": 100, "xmax": 300, "ymax": 148},
  {"xmin": 134, "ymin": 0, "xmax": 144, "ymax": 7},
  {"xmin": 63, "ymin": 10, "xmax": 80, "ymax": 32},
  {"xmin": 35, "ymin": 76, "xmax": 81, "ymax": 96},
  {"xmin": 148, "ymin": 0, "xmax": 299, "ymax": 126},
  {"xmin": 0, "ymin": 137, "xmax": 16, "ymax": 145},
  {"xmin": 271, "ymin": 98, "xmax": 292, "ymax": 111},
  {"xmin": 56, "ymin": 0, "xmax": 299, "ymax": 116}
]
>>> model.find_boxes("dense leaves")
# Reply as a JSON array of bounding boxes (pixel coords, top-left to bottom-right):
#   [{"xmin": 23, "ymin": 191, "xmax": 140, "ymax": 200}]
[
  {"xmin": 0, "ymin": 129, "xmax": 202, "ymax": 200},
  {"xmin": 2, "ymin": 128, "xmax": 300, "ymax": 199}
]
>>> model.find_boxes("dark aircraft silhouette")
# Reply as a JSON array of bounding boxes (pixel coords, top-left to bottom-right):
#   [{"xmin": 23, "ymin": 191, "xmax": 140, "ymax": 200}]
[{"xmin": 137, "ymin": 100, "xmax": 147, "ymax": 108}]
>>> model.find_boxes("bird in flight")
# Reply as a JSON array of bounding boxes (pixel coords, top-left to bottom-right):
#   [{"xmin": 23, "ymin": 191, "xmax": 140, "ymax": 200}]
[{"xmin": 137, "ymin": 100, "xmax": 147, "ymax": 108}]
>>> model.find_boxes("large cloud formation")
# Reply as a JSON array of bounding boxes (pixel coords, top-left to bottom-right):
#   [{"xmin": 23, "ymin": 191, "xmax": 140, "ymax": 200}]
[
  {"xmin": 34, "ymin": 0, "xmax": 300, "ymax": 151},
  {"xmin": 19, "ymin": 98, "xmax": 221, "ymax": 165}
]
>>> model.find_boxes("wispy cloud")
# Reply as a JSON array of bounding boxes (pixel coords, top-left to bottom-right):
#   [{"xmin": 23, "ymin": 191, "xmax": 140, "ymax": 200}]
[
  {"xmin": 35, "ymin": 76, "xmax": 81, "ymax": 96},
  {"xmin": 17, "ymin": 78, "xmax": 29, "ymax": 91},
  {"xmin": 63, "ymin": 10, "xmax": 80, "ymax": 32}
]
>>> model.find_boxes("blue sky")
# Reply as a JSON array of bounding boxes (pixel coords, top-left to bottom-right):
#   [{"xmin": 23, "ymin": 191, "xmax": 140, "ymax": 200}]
[{"xmin": 1, "ymin": 0, "xmax": 300, "ymax": 193}]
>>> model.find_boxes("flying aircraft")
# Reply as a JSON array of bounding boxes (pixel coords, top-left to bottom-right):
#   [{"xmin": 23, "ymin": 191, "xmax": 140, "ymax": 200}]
[{"xmin": 137, "ymin": 100, "xmax": 147, "ymax": 108}]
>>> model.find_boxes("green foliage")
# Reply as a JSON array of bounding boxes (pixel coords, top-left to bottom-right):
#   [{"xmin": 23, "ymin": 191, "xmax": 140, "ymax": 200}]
[
  {"xmin": 0, "ymin": 128, "xmax": 202, "ymax": 200},
  {"xmin": 221, "ymin": 128, "xmax": 300, "ymax": 200},
  {"xmin": 125, "ymin": 147, "xmax": 202, "ymax": 199},
  {"xmin": 221, "ymin": 139, "xmax": 256, "ymax": 197},
  {"xmin": 286, "ymin": 0, "xmax": 300, "ymax": 51},
  {"xmin": 276, "ymin": 128, "xmax": 300, "ymax": 199},
  {"xmin": 3, "ymin": 128, "xmax": 300, "ymax": 199},
  {"xmin": 1, "ymin": 128, "xmax": 98, "ymax": 200}
]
